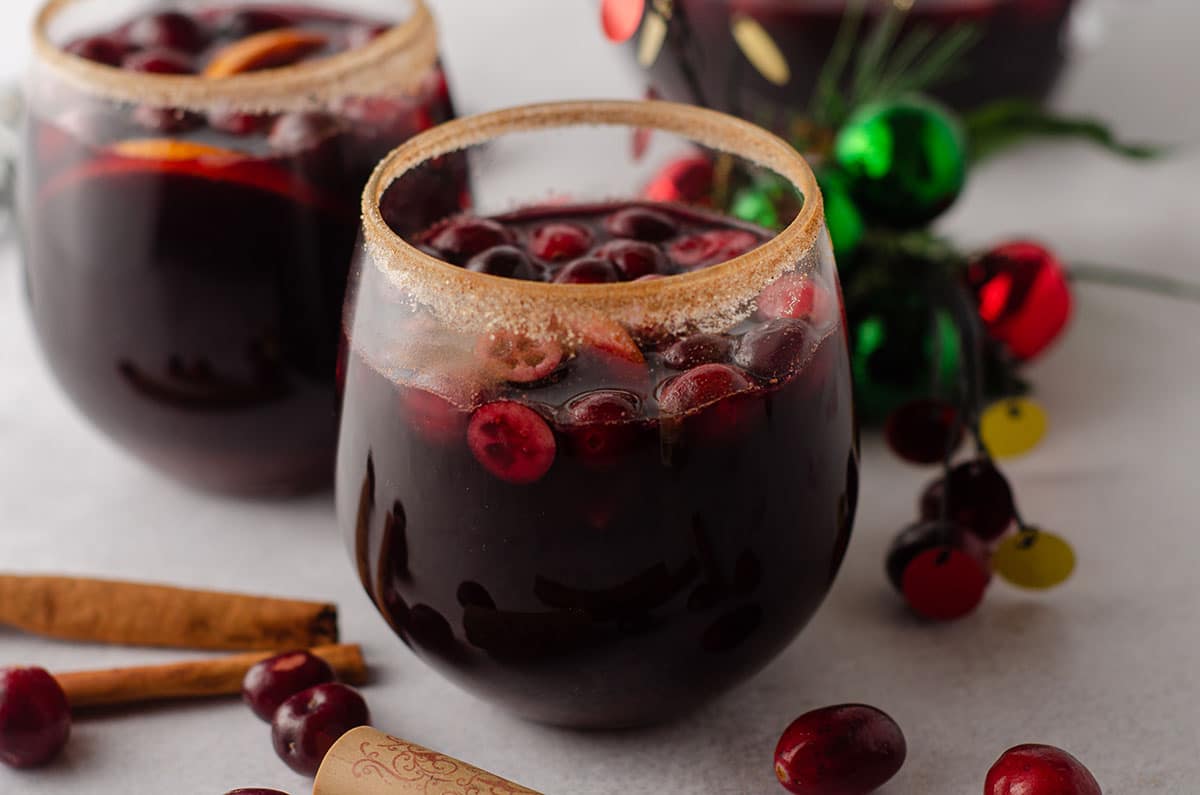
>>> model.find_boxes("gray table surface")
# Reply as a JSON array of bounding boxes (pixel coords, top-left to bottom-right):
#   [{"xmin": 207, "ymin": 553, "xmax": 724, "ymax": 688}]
[{"xmin": 2, "ymin": 1, "xmax": 1199, "ymax": 793}]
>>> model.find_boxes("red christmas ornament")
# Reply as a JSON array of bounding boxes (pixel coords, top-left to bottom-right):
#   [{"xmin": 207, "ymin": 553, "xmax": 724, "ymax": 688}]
[
  {"xmin": 900, "ymin": 547, "xmax": 990, "ymax": 621},
  {"xmin": 884, "ymin": 399, "xmax": 962, "ymax": 465},
  {"xmin": 601, "ymin": 0, "xmax": 645, "ymax": 44},
  {"xmin": 966, "ymin": 241, "xmax": 1072, "ymax": 361},
  {"xmin": 644, "ymin": 154, "xmax": 714, "ymax": 203}
]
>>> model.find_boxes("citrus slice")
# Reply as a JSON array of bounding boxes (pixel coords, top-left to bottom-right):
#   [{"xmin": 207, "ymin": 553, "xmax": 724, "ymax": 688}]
[
  {"xmin": 110, "ymin": 138, "xmax": 247, "ymax": 163},
  {"xmin": 203, "ymin": 28, "xmax": 329, "ymax": 78}
]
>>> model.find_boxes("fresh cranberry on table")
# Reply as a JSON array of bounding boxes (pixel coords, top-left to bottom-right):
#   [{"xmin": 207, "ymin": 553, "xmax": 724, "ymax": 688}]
[
  {"xmin": 985, "ymin": 743, "xmax": 1102, "ymax": 795},
  {"xmin": 128, "ymin": 11, "xmax": 208, "ymax": 54},
  {"xmin": 242, "ymin": 650, "xmax": 336, "ymax": 722},
  {"xmin": 271, "ymin": 683, "xmax": 370, "ymax": 777},
  {"xmin": 0, "ymin": 667, "xmax": 71, "ymax": 769},
  {"xmin": 773, "ymin": 704, "xmax": 906, "ymax": 795}
]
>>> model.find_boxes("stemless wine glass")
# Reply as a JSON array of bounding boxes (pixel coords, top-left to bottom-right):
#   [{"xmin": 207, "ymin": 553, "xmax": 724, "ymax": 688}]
[
  {"xmin": 631, "ymin": 0, "xmax": 1078, "ymax": 127},
  {"xmin": 19, "ymin": 0, "xmax": 464, "ymax": 494},
  {"xmin": 337, "ymin": 100, "xmax": 859, "ymax": 728}
]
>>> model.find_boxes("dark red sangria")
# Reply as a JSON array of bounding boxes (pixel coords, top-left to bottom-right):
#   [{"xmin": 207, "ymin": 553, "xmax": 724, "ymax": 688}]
[
  {"xmin": 19, "ymin": 0, "xmax": 462, "ymax": 494},
  {"xmin": 337, "ymin": 102, "xmax": 858, "ymax": 727},
  {"xmin": 628, "ymin": 0, "xmax": 1077, "ymax": 128}
]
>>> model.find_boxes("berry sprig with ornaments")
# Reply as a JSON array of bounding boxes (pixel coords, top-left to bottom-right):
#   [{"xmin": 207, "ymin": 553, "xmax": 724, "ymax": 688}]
[{"xmin": 604, "ymin": 0, "xmax": 1185, "ymax": 621}]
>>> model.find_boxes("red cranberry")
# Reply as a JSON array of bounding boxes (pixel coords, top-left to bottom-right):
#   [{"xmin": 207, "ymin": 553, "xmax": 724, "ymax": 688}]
[
  {"xmin": 884, "ymin": 399, "xmax": 963, "ymax": 465},
  {"xmin": 65, "ymin": 36, "xmax": 128, "ymax": 67},
  {"xmin": 477, "ymin": 332, "xmax": 563, "ymax": 384},
  {"xmin": 221, "ymin": 9, "xmax": 293, "ymax": 37},
  {"xmin": 553, "ymin": 257, "xmax": 621, "ymax": 284},
  {"xmin": 128, "ymin": 12, "xmax": 207, "ymax": 54},
  {"xmin": 242, "ymin": 650, "xmax": 335, "ymax": 722},
  {"xmin": 774, "ymin": 704, "xmax": 906, "ymax": 795},
  {"xmin": 596, "ymin": 240, "xmax": 666, "ymax": 280},
  {"xmin": 662, "ymin": 333, "xmax": 733, "ymax": 370},
  {"xmin": 271, "ymin": 683, "xmax": 369, "ymax": 777},
  {"xmin": 426, "ymin": 218, "xmax": 514, "ymax": 264},
  {"xmin": 920, "ymin": 460, "xmax": 1015, "ymax": 541},
  {"xmin": 122, "ymin": 48, "xmax": 195, "ymax": 74},
  {"xmin": 267, "ymin": 111, "xmax": 340, "ymax": 152},
  {"xmin": 605, "ymin": 206, "xmax": 678, "ymax": 242},
  {"xmin": 530, "ymin": 222, "xmax": 592, "ymax": 262},
  {"xmin": 757, "ymin": 272, "xmax": 834, "ymax": 324},
  {"xmin": 0, "ymin": 667, "xmax": 71, "ymax": 769},
  {"xmin": 985, "ymin": 744, "xmax": 1101, "ymax": 795},
  {"xmin": 735, "ymin": 318, "xmax": 816, "ymax": 380},
  {"xmin": 209, "ymin": 109, "xmax": 273, "ymax": 136},
  {"xmin": 565, "ymin": 390, "xmax": 641, "ymax": 468},
  {"xmin": 403, "ymin": 387, "xmax": 468, "ymax": 445},
  {"xmin": 658, "ymin": 363, "xmax": 750, "ymax": 416},
  {"xmin": 901, "ymin": 547, "xmax": 990, "ymax": 621},
  {"xmin": 468, "ymin": 401, "xmax": 557, "ymax": 484},
  {"xmin": 669, "ymin": 229, "xmax": 761, "ymax": 269},
  {"xmin": 466, "ymin": 245, "xmax": 538, "ymax": 280}
]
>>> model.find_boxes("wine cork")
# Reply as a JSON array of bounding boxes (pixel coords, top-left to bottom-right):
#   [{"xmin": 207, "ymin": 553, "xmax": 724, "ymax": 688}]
[{"xmin": 314, "ymin": 727, "xmax": 541, "ymax": 795}]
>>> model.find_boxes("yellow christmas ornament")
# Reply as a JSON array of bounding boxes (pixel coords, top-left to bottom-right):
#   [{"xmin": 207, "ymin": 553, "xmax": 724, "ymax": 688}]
[
  {"xmin": 993, "ymin": 529, "xmax": 1075, "ymax": 590},
  {"xmin": 981, "ymin": 397, "xmax": 1047, "ymax": 459},
  {"xmin": 730, "ymin": 14, "xmax": 791, "ymax": 86},
  {"xmin": 637, "ymin": 10, "xmax": 668, "ymax": 67}
]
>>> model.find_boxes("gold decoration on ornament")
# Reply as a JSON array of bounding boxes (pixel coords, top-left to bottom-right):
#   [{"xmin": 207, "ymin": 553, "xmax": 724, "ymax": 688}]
[
  {"xmin": 993, "ymin": 529, "xmax": 1075, "ymax": 590},
  {"xmin": 981, "ymin": 397, "xmax": 1047, "ymax": 459},
  {"xmin": 637, "ymin": 9, "xmax": 668, "ymax": 67},
  {"xmin": 730, "ymin": 14, "xmax": 791, "ymax": 86}
]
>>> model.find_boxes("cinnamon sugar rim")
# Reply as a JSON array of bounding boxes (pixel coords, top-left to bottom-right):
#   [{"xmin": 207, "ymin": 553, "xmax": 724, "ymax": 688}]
[
  {"xmin": 32, "ymin": 0, "xmax": 439, "ymax": 112},
  {"xmin": 362, "ymin": 100, "xmax": 827, "ymax": 337}
]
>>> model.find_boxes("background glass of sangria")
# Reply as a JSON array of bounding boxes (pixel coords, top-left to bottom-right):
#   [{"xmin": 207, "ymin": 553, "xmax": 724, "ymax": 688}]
[
  {"xmin": 631, "ymin": 0, "xmax": 1078, "ymax": 132},
  {"xmin": 337, "ymin": 100, "xmax": 858, "ymax": 728},
  {"xmin": 18, "ymin": 0, "xmax": 464, "ymax": 494}
]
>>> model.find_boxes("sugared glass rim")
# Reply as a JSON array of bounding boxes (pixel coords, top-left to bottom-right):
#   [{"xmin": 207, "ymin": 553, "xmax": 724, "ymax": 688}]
[
  {"xmin": 31, "ymin": 0, "xmax": 438, "ymax": 112},
  {"xmin": 361, "ymin": 100, "xmax": 827, "ymax": 337}
]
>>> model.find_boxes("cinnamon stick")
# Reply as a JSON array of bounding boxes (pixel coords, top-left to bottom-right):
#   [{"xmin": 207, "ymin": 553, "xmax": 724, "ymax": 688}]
[
  {"xmin": 55, "ymin": 644, "xmax": 366, "ymax": 709},
  {"xmin": 0, "ymin": 574, "xmax": 338, "ymax": 651}
]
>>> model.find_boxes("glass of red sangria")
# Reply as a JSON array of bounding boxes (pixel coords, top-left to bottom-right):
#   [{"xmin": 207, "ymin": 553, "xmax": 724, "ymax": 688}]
[
  {"xmin": 19, "ymin": 0, "xmax": 463, "ymax": 494},
  {"xmin": 338, "ymin": 100, "xmax": 858, "ymax": 728},
  {"xmin": 634, "ymin": 0, "xmax": 1078, "ymax": 127}
]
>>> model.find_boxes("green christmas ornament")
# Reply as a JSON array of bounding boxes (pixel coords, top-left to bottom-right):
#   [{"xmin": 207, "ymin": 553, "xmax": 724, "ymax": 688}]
[
  {"xmin": 731, "ymin": 185, "xmax": 780, "ymax": 229},
  {"xmin": 815, "ymin": 167, "xmax": 865, "ymax": 260},
  {"xmin": 851, "ymin": 289, "xmax": 962, "ymax": 422},
  {"xmin": 834, "ymin": 96, "xmax": 968, "ymax": 227}
]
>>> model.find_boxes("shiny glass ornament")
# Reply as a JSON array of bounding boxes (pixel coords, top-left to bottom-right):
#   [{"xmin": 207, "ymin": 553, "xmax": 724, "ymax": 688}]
[
  {"xmin": 920, "ymin": 460, "xmax": 1015, "ymax": 542},
  {"xmin": 834, "ymin": 96, "xmax": 967, "ymax": 227},
  {"xmin": 885, "ymin": 399, "xmax": 962, "ymax": 465},
  {"xmin": 966, "ymin": 241, "xmax": 1072, "ymax": 361}
]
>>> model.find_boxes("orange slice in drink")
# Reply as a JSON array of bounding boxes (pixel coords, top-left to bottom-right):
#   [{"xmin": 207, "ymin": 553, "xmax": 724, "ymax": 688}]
[
  {"xmin": 110, "ymin": 138, "xmax": 248, "ymax": 163},
  {"xmin": 203, "ymin": 29, "xmax": 329, "ymax": 78}
]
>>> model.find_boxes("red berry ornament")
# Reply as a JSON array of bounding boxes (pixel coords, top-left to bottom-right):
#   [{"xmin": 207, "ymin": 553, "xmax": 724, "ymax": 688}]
[
  {"xmin": 774, "ymin": 704, "xmax": 907, "ymax": 795},
  {"xmin": 985, "ymin": 743, "xmax": 1101, "ymax": 795},
  {"xmin": 901, "ymin": 547, "xmax": 990, "ymax": 621},
  {"xmin": 920, "ymin": 460, "xmax": 1016, "ymax": 542},
  {"xmin": 967, "ymin": 241, "xmax": 1072, "ymax": 361},
  {"xmin": 884, "ymin": 399, "xmax": 963, "ymax": 465}
]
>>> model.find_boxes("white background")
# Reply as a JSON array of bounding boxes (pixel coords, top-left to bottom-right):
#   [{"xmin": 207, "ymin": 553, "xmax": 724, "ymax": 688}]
[{"xmin": 2, "ymin": 1, "xmax": 1200, "ymax": 793}]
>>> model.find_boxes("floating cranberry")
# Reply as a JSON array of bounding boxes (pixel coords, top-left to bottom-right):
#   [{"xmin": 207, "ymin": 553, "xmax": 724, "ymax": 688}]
[
  {"xmin": 901, "ymin": 547, "xmax": 990, "ymax": 621},
  {"xmin": 128, "ymin": 12, "xmax": 208, "ymax": 54},
  {"xmin": 403, "ymin": 387, "xmax": 468, "ymax": 445},
  {"xmin": 271, "ymin": 683, "xmax": 370, "ymax": 777},
  {"xmin": 426, "ymin": 218, "xmax": 513, "ymax": 264},
  {"xmin": 967, "ymin": 241, "xmax": 1072, "ymax": 361},
  {"xmin": 884, "ymin": 399, "xmax": 962, "ymax": 465},
  {"xmin": 605, "ymin": 206, "xmax": 678, "ymax": 242},
  {"xmin": 757, "ymin": 272, "xmax": 833, "ymax": 324},
  {"xmin": 221, "ymin": 9, "xmax": 294, "ymax": 37},
  {"xmin": 530, "ymin": 222, "xmax": 592, "ymax": 262},
  {"xmin": 885, "ymin": 520, "xmax": 965, "ymax": 592},
  {"xmin": 985, "ymin": 744, "xmax": 1101, "ymax": 795},
  {"xmin": 209, "ymin": 109, "xmax": 272, "ymax": 136},
  {"xmin": 658, "ymin": 363, "xmax": 750, "ymax": 416},
  {"xmin": 477, "ymin": 331, "xmax": 563, "ymax": 384},
  {"xmin": 920, "ymin": 460, "xmax": 1015, "ymax": 541},
  {"xmin": 553, "ymin": 257, "xmax": 621, "ymax": 284},
  {"xmin": 242, "ymin": 650, "xmax": 336, "ymax": 722},
  {"xmin": 468, "ymin": 401, "xmax": 557, "ymax": 484},
  {"xmin": 0, "ymin": 667, "xmax": 71, "ymax": 769},
  {"xmin": 267, "ymin": 111, "xmax": 340, "ymax": 152},
  {"xmin": 65, "ymin": 36, "xmax": 128, "ymax": 67},
  {"xmin": 774, "ymin": 704, "xmax": 907, "ymax": 795},
  {"xmin": 596, "ymin": 240, "xmax": 666, "ymax": 280},
  {"xmin": 735, "ymin": 318, "xmax": 816, "ymax": 381},
  {"xmin": 663, "ymin": 333, "xmax": 734, "ymax": 370},
  {"xmin": 122, "ymin": 48, "xmax": 195, "ymax": 74},
  {"xmin": 466, "ymin": 245, "xmax": 539, "ymax": 281},
  {"xmin": 565, "ymin": 389, "xmax": 641, "ymax": 468},
  {"xmin": 669, "ymin": 229, "xmax": 761, "ymax": 269}
]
